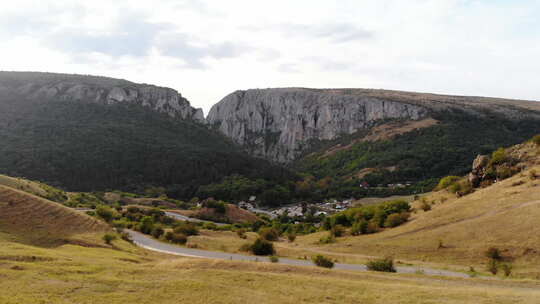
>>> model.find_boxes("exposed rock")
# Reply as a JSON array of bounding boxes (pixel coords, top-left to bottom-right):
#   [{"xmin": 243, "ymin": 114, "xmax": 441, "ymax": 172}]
[
  {"xmin": 207, "ymin": 88, "xmax": 428, "ymax": 163},
  {"xmin": 0, "ymin": 71, "xmax": 205, "ymax": 123},
  {"xmin": 472, "ymin": 155, "xmax": 489, "ymax": 172}
]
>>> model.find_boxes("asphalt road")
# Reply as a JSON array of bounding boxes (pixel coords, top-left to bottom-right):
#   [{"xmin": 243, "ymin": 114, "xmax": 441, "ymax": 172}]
[
  {"xmin": 163, "ymin": 211, "xmax": 228, "ymax": 226},
  {"xmin": 127, "ymin": 230, "xmax": 470, "ymax": 278}
]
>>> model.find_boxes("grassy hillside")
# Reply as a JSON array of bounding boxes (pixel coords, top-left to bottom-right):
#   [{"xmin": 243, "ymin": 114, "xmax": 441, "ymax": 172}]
[
  {"xmin": 1, "ymin": 232, "xmax": 540, "ymax": 304},
  {"xmin": 0, "ymin": 184, "xmax": 108, "ymax": 246},
  {"xmin": 284, "ymin": 142, "xmax": 540, "ymax": 277},
  {"xmin": 0, "ymin": 72, "xmax": 292, "ymax": 199}
]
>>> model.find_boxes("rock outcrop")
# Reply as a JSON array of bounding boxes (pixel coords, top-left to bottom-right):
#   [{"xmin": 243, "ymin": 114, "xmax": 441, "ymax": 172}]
[
  {"xmin": 207, "ymin": 88, "xmax": 428, "ymax": 163},
  {"xmin": 0, "ymin": 72, "xmax": 204, "ymax": 122}
]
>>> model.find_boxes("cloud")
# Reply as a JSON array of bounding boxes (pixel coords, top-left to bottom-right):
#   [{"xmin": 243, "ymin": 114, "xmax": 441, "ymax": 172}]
[
  {"xmin": 156, "ymin": 34, "xmax": 253, "ymax": 69},
  {"xmin": 245, "ymin": 22, "xmax": 374, "ymax": 43},
  {"xmin": 46, "ymin": 16, "xmax": 170, "ymax": 58}
]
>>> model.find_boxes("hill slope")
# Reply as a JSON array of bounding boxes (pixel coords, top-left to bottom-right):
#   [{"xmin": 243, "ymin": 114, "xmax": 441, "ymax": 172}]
[
  {"xmin": 288, "ymin": 140, "xmax": 540, "ymax": 277},
  {"xmin": 0, "ymin": 184, "xmax": 108, "ymax": 246},
  {"xmin": 0, "ymin": 72, "xmax": 291, "ymax": 198}
]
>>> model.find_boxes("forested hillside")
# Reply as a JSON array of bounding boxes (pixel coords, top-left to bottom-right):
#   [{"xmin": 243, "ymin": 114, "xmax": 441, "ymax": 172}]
[{"xmin": 0, "ymin": 72, "xmax": 291, "ymax": 198}]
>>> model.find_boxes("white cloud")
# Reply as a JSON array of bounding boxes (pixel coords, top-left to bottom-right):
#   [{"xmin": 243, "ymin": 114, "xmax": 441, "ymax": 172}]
[{"xmin": 0, "ymin": 0, "xmax": 539, "ymax": 115}]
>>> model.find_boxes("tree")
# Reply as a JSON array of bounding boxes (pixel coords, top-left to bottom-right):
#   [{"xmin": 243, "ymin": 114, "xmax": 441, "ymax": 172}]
[
  {"xmin": 102, "ymin": 233, "xmax": 116, "ymax": 244},
  {"xmin": 250, "ymin": 238, "xmax": 275, "ymax": 255},
  {"xmin": 138, "ymin": 216, "xmax": 154, "ymax": 234},
  {"xmin": 96, "ymin": 205, "xmax": 114, "ymax": 222}
]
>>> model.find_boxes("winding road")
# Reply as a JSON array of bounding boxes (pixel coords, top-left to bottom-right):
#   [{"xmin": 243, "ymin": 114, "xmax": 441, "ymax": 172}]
[{"xmin": 127, "ymin": 230, "xmax": 470, "ymax": 278}]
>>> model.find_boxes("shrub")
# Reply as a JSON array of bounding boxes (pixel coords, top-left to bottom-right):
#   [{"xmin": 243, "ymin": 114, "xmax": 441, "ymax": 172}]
[
  {"xmin": 501, "ymin": 263, "xmax": 512, "ymax": 277},
  {"xmin": 151, "ymin": 226, "xmax": 164, "ymax": 239},
  {"xmin": 530, "ymin": 169, "xmax": 538, "ymax": 180},
  {"xmin": 287, "ymin": 233, "xmax": 296, "ymax": 242},
  {"xmin": 331, "ymin": 225, "xmax": 345, "ymax": 237},
  {"xmin": 312, "ymin": 255, "xmax": 334, "ymax": 268},
  {"xmin": 174, "ymin": 222, "xmax": 199, "ymax": 236},
  {"xmin": 239, "ymin": 243, "xmax": 252, "ymax": 252},
  {"xmin": 236, "ymin": 229, "xmax": 247, "ymax": 239},
  {"xmin": 96, "ymin": 205, "xmax": 115, "ymax": 222},
  {"xmin": 366, "ymin": 257, "xmax": 396, "ymax": 272},
  {"xmin": 532, "ymin": 134, "xmax": 540, "ymax": 146},
  {"xmin": 165, "ymin": 232, "xmax": 187, "ymax": 244},
  {"xmin": 203, "ymin": 222, "xmax": 218, "ymax": 230},
  {"xmin": 490, "ymin": 148, "xmax": 508, "ymax": 166},
  {"xmin": 420, "ymin": 200, "xmax": 431, "ymax": 212},
  {"xmin": 138, "ymin": 216, "xmax": 154, "ymax": 234},
  {"xmin": 259, "ymin": 227, "xmax": 279, "ymax": 241},
  {"xmin": 250, "ymin": 238, "xmax": 275, "ymax": 256},
  {"xmin": 120, "ymin": 232, "xmax": 133, "ymax": 243},
  {"xmin": 487, "ymin": 259, "xmax": 498, "ymax": 275},
  {"xmin": 351, "ymin": 220, "xmax": 368, "ymax": 235},
  {"xmin": 485, "ymin": 247, "xmax": 502, "ymax": 260},
  {"xmin": 384, "ymin": 212, "xmax": 409, "ymax": 228},
  {"xmin": 102, "ymin": 233, "xmax": 117, "ymax": 245},
  {"xmin": 269, "ymin": 255, "xmax": 279, "ymax": 263},
  {"xmin": 366, "ymin": 220, "xmax": 380, "ymax": 234},
  {"xmin": 319, "ymin": 233, "xmax": 336, "ymax": 244},
  {"xmin": 437, "ymin": 176, "xmax": 461, "ymax": 190},
  {"xmin": 202, "ymin": 199, "xmax": 227, "ymax": 214}
]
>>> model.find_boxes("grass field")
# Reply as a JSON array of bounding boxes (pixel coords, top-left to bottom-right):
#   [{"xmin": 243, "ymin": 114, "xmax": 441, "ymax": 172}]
[{"xmin": 2, "ymin": 231, "xmax": 540, "ymax": 304}]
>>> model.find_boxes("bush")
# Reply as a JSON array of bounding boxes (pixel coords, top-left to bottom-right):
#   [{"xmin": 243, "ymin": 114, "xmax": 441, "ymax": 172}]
[
  {"xmin": 437, "ymin": 176, "xmax": 461, "ymax": 190},
  {"xmin": 258, "ymin": 227, "xmax": 279, "ymax": 241},
  {"xmin": 287, "ymin": 233, "xmax": 296, "ymax": 242},
  {"xmin": 530, "ymin": 169, "xmax": 538, "ymax": 180},
  {"xmin": 485, "ymin": 247, "xmax": 502, "ymax": 260},
  {"xmin": 420, "ymin": 199, "xmax": 431, "ymax": 212},
  {"xmin": 138, "ymin": 216, "xmax": 154, "ymax": 234},
  {"xmin": 250, "ymin": 238, "xmax": 275, "ymax": 256},
  {"xmin": 384, "ymin": 212, "xmax": 409, "ymax": 228},
  {"xmin": 490, "ymin": 148, "xmax": 508, "ymax": 166},
  {"xmin": 96, "ymin": 205, "xmax": 115, "ymax": 222},
  {"xmin": 202, "ymin": 199, "xmax": 227, "ymax": 214},
  {"xmin": 366, "ymin": 257, "xmax": 396, "ymax": 272},
  {"xmin": 351, "ymin": 220, "xmax": 368, "ymax": 235},
  {"xmin": 487, "ymin": 259, "xmax": 498, "ymax": 275},
  {"xmin": 236, "ymin": 229, "xmax": 247, "ymax": 239},
  {"xmin": 239, "ymin": 243, "xmax": 252, "ymax": 252},
  {"xmin": 330, "ymin": 225, "xmax": 345, "ymax": 237},
  {"xmin": 319, "ymin": 233, "xmax": 336, "ymax": 244},
  {"xmin": 312, "ymin": 255, "xmax": 334, "ymax": 268},
  {"xmin": 501, "ymin": 263, "xmax": 512, "ymax": 277},
  {"xmin": 174, "ymin": 222, "xmax": 199, "ymax": 236},
  {"xmin": 203, "ymin": 222, "xmax": 218, "ymax": 230},
  {"xmin": 532, "ymin": 134, "xmax": 540, "ymax": 146},
  {"xmin": 151, "ymin": 226, "xmax": 164, "ymax": 239},
  {"xmin": 102, "ymin": 233, "xmax": 117, "ymax": 244},
  {"xmin": 269, "ymin": 255, "xmax": 279, "ymax": 263},
  {"xmin": 165, "ymin": 232, "xmax": 187, "ymax": 244},
  {"xmin": 120, "ymin": 232, "xmax": 133, "ymax": 243}
]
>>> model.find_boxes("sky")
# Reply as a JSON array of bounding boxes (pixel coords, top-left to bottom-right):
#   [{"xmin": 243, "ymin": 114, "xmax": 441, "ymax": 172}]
[{"xmin": 1, "ymin": 0, "xmax": 539, "ymax": 115}]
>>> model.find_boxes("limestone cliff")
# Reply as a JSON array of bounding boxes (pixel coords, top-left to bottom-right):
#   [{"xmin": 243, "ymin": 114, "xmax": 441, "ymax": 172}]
[
  {"xmin": 0, "ymin": 72, "xmax": 204, "ymax": 122},
  {"xmin": 207, "ymin": 88, "xmax": 429, "ymax": 163}
]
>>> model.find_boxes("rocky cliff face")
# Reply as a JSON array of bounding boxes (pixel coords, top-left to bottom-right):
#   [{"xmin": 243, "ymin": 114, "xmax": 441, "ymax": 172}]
[
  {"xmin": 207, "ymin": 88, "xmax": 429, "ymax": 163},
  {"xmin": 0, "ymin": 72, "xmax": 204, "ymax": 122}
]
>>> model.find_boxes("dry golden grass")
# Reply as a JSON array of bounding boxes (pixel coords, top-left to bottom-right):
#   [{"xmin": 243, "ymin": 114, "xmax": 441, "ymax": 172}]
[
  {"xmin": 0, "ymin": 185, "xmax": 109, "ymax": 246},
  {"xmin": 284, "ymin": 164, "xmax": 540, "ymax": 277},
  {"xmin": 0, "ymin": 174, "xmax": 48, "ymax": 197},
  {"xmin": 1, "ymin": 232, "xmax": 540, "ymax": 304}
]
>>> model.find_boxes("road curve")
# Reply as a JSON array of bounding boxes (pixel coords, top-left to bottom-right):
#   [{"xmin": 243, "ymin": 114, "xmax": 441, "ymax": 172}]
[{"xmin": 127, "ymin": 230, "xmax": 470, "ymax": 278}]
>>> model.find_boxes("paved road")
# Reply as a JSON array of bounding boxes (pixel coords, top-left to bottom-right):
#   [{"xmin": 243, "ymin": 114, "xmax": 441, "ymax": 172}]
[
  {"xmin": 127, "ymin": 230, "xmax": 470, "ymax": 278},
  {"xmin": 163, "ymin": 211, "xmax": 228, "ymax": 226}
]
